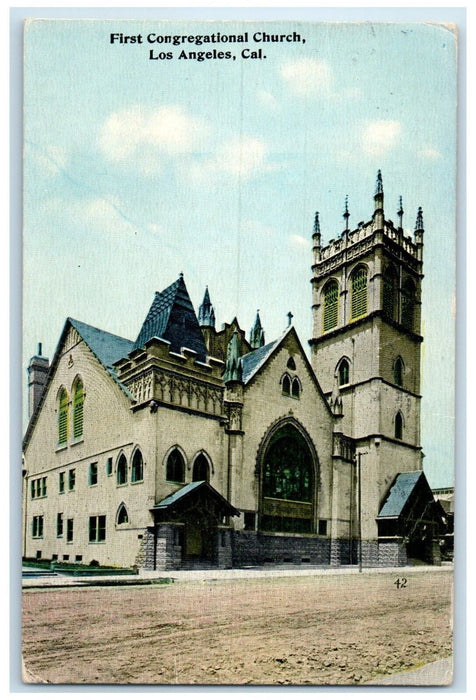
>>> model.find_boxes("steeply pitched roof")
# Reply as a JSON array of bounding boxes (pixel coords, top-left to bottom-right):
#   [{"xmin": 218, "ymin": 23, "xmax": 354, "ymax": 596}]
[
  {"xmin": 378, "ymin": 471, "xmax": 423, "ymax": 518},
  {"xmin": 134, "ymin": 275, "xmax": 208, "ymax": 361},
  {"xmin": 68, "ymin": 318, "xmax": 134, "ymax": 373},
  {"xmin": 241, "ymin": 330, "xmax": 288, "ymax": 385}
]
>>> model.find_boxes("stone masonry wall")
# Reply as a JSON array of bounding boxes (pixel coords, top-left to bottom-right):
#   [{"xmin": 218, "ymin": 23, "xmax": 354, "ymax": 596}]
[{"xmin": 232, "ymin": 532, "xmax": 330, "ymax": 567}]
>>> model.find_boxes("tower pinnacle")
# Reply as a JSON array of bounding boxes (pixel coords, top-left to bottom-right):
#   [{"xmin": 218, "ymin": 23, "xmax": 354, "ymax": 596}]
[
  {"xmin": 397, "ymin": 196, "xmax": 404, "ymax": 230},
  {"xmin": 198, "ymin": 286, "xmax": 216, "ymax": 328},
  {"xmin": 343, "ymin": 196, "xmax": 350, "ymax": 232},
  {"xmin": 373, "ymin": 169, "xmax": 384, "ymax": 228},
  {"xmin": 250, "ymin": 310, "xmax": 265, "ymax": 349}
]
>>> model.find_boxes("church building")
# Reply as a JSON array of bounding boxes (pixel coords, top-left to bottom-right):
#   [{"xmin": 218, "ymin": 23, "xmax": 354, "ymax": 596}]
[{"xmin": 22, "ymin": 173, "xmax": 446, "ymax": 570}]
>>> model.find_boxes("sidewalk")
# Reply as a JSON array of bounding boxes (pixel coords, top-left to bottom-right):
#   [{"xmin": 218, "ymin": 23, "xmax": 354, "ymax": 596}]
[
  {"xmin": 22, "ymin": 562, "xmax": 452, "ymax": 588},
  {"xmin": 364, "ymin": 657, "xmax": 453, "ymax": 686}
]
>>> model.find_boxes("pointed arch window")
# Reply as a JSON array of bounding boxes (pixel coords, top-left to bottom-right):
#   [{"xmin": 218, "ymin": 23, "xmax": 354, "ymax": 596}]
[
  {"xmin": 58, "ymin": 388, "xmax": 69, "ymax": 446},
  {"xmin": 287, "ymin": 357, "xmax": 296, "ymax": 371},
  {"xmin": 291, "ymin": 377, "xmax": 301, "ymax": 399},
  {"xmin": 192, "ymin": 453, "xmax": 210, "ymax": 482},
  {"xmin": 131, "ymin": 449, "xmax": 143, "ymax": 483},
  {"xmin": 394, "ymin": 357, "xmax": 404, "ymax": 387},
  {"xmin": 383, "ymin": 267, "xmax": 397, "ymax": 321},
  {"xmin": 401, "ymin": 278, "xmax": 416, "ymax": 331},
  {"xmin": 351, "ymin": 267, "xmax": 368, "ymax": 320},
  {"xmin": 338, "ymin": 359, "xmax": 350, "ymax": 387},
  {"xmin": 395, "ymin": 411, "xmax": 404, "ymax": 440},
  {"xmin": 117, "ymin": 454, "xmax": 128, "ymax": 485},
  {"xmin": 116, "ymin": 504, "xmax": 129, "ymax": 525},
  {"xmin": 282, "ymin": 374, "xmax": 291, "ymax": 396},
  {"xmin": 72, "ymin": 378, "xmax": 84, "ymax": 440},
  {"xmin": 166, "ymin": 448, "xmax": 185, "ymax": 483},
  {"xmin": 323, "ymin": 280, "xmax": 339, "ymax": 332}
]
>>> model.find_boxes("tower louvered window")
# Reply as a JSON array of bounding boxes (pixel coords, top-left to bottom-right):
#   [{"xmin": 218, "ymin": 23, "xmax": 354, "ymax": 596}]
[
  {"xmin": 401, "ymin": 278, "xmax": 416, "ymax": 331},
  {"xmin": 323, "ymin": 281, "xmax": 338, "ymax": 331},
  {"xmin": 383, "ymin": 267, "xmax": 397, "ymax": 321},
  {"xmin": 58, "ymin": 388, "xmax": 69, "ymax": 446},
  {"xmin": 72, "ymin": 379, "xmax": 84, "ymax": 440},
  {"xmin": 351, "ymin": 268, "xmax": 368, "ymax": 320}
]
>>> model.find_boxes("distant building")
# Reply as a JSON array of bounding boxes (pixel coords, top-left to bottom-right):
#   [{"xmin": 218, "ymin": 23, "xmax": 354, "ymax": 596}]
[{"xmin": 22, "ymin": 173, "xmax": 447, "ymax": 570}]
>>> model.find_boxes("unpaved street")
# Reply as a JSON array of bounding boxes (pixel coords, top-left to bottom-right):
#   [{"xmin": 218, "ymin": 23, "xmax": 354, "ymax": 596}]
[{"xmin": 22, "ymin": 569, "xmax": 452, "ymax": 685}]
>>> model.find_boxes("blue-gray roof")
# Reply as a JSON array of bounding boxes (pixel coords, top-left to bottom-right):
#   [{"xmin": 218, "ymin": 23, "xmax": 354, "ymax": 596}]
[
  {"xmin": 241, "ymin": 334, "xmax": 284, "ymax": 384},
  {"xmin": 134, "ymin": 276, "xmax": 208, "ymax": 361},
  {"xmin": 153, "ymin": 481, "xmax": 240, "ymax": 515},
  {"xmin": 154, "ymin": 481, "xmax": 206, "ymax": 509},
  {"xmin": 69, "ymin": 318, "xmax": 133, "ymax": 370},
  {"xmin": 378, "ymin": 471, "xmax": 423, "ymax": 518}
]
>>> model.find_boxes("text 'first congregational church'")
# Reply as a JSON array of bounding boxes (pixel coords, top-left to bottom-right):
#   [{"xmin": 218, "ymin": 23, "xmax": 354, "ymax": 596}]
[{"xmin": 22, "ymin": 172, "xmax": 446, "ymax": 571}]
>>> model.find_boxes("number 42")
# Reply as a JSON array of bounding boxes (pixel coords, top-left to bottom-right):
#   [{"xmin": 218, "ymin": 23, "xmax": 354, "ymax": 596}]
[{"xmin": 394, "ymin": 577, "xmax": 407, "ymax": 589}]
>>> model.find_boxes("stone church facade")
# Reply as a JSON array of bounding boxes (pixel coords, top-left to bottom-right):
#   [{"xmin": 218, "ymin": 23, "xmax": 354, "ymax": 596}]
[{"xmin": 22, "ymin": 173, "xmax": 446, "ymax": 570}]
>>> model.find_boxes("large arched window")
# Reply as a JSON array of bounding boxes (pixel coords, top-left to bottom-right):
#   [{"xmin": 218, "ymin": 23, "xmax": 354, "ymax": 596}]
[
  {"xmin": 116, "ymin": 503, "xmax": 129, "ymax": 525},
  {"xmin": 323, "ymin": 280, "xmax": 339, "ymax": 332},
  {"xmin": 72, "ymin": 378, "xmax": 84, "ymax": 440},
  {"xmin": 131, "ymin": 449, "xmax": 143, "ymax": 483},
  {"xmin": 260, "ymin": 423, "xmax": 315, "ymax": 534},
  {"xmin": 394, "ymin": 357, "xmax": 404, "ymax": 387},
  {"xmin": 58, "ymin": 388, "xmax": 69, "ymax": 446},
  {"xmin": 350, "ymin": 266, "xmax": 368, "ymax": 320},
  {"xmin": 395, "ymin": 411, "xmax": 404, "ymax": 440},
  {"xmin": 117, "ymin": 454, "xmax": 128, "ymax": 485},
  {"xmin": 338, "ymin": 359, "xmax": 350, "ymax": 386},
  {"xmin": 291, "ymin": 377, "xmax": 301, "ymax": 399},
  {"xmin": 401, "ymin": 278, "xmax": 416, "ymax": 330},
  {"xmin": 383, "ymin": 266, "xmax": 397, "ymax": 321},
  {"xmin": 192, "ymin": 453, "xmax": 210, "ymax": 482},
  {"xmin": 166, "ymin": 448, "xmax": 185, "ymax": 483}
]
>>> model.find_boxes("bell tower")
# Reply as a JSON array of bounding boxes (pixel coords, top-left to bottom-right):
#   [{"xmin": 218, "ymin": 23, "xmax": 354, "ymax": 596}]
[{"xmin": 309, "ymin": 172, "xmax": 425, "ymax": 562}]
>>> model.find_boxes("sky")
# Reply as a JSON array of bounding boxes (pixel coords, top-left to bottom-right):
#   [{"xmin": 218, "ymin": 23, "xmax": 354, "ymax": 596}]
[{"xmin": 22, "ymin": 17, "xmax": 457, "ymax": 488}]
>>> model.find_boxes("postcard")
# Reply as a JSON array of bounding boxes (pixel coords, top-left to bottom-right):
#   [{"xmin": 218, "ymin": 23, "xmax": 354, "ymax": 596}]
[{"xmin": 21, "ymin": 16, "xmax": 457, "ymax": 686}]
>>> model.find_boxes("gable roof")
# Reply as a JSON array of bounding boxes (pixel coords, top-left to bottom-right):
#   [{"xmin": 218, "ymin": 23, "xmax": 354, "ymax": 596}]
[
  {"xmin": 152, "ymin": 481, "xmax": 240, "ymax": 516},
  {"xmin": 134, "ymin": 275, "xmax": 208, "ymax": 361},
  {"xmin": 239, "ymin": 326, "xmax": 334, "ymax": 417},
  {"xmin": 378, "ymin": 471, "xmax": 424, "ymax": 518},
  {"xmin": 68, "ymin": 318, "xmax": 134, "ymax": 376},
  {"xmin": 23, "ymin": 318, "xmax": 134, "ymax": 449}
]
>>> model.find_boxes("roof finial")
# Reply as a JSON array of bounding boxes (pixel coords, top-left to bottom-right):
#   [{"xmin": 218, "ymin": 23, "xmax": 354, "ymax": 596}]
[
  {"xmin": 375, "ymin": 169, "xmax": 383, "ymax": 196},
  {"xmin": 287, "ymin": 311, "xmax": 293, "ymax": 327},
  {"xmin": 198, "ymin": 285, "xmax": 215, "ymax": 328},
  {"xmin": 343, "ymin": 195, "xmax": 350, "ymax": 231},
  {"xmin": 415, "ymin": 206, "xmax": 424, "ymax": 232},
  {"xmin": 397, "ymin": 196, "xmax": 404, "ymax": 229},
  {"xmin": 313, "ymin": 211, "xmax": 321, "ymax": 237}
]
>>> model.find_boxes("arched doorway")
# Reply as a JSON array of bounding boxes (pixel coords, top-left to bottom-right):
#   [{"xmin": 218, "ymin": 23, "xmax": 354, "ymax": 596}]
[{"xmin": 259, "ymin": 420, "xmax": 317, "ymax": 534}]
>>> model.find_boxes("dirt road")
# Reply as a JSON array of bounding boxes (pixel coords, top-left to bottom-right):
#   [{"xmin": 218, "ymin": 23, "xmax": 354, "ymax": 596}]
[{"xmin": 22, "ymin": 568, "xmax": 452, "ymax": 685}]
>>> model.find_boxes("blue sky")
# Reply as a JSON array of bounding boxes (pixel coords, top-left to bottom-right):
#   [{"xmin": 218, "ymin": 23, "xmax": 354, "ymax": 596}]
[{"xmin": 23, "ymin": 18, "xmax": 457, "ymax": 488}]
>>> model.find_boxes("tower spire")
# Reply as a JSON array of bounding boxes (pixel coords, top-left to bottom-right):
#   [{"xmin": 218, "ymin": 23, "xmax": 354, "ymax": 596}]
[
  {"xmin": 414, "ymin": 207, "xmax": 424, "ymax": 259},
  {"xmin": 373, "ymin": 169, "xmax": 384, "ymax": 229},
  {"xmin": 343, "ymin": 195, "xmax": 350, "ymax": 232},
  {"xmin": 250, "ymin": 310, "xmax": 265, "ymax": 349},
  {"xmin": 397, "ymin": 196, "xmax": 404, "ymax": 230},
  {"xmin": 198, "ymin": 286, "xmax": 216, "ymax": 328}
]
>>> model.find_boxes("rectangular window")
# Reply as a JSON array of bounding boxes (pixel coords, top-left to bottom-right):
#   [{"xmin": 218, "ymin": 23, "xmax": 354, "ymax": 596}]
[
  {"xmin": 106, "ymin": 457, "xmax": 113, "ymax": 476},
  {"xmin": 63, "ymin": 554, "xmax": 69, "ymax": 561},
  {"xmin": 59, "ymin": 472, "xmax": 65, "ymax": 493},
  {"xmin": 75, "ymin": 555, "xmax": 83, "ymax": 563},
  {"xmin": 56, "ymin": 512, "xmax": 64, "ymax": 538},
  {"xmin": 51, "ymin": 554, "xmax": 58, "ymax": 562},
  {"xmin": 66, "ymin": 518, "xmax": 74, "ymax": 543},
  {"xmin": 68, "ymin": 469, "xmax": 75, "ymax": 491},
  {"xmin": 318, "ymin": 519, "xmax": 328, "ymax": 536},
  {"xmin": 32, "ymin": 515, "xmax": 44, "ymax": 538},
  {"xmin": 89, "ymin": 515, "xmax": 106, "ymax": 543},
  {"xmin": 89, "ymin": 462, "xmax": 98, "ymax": 486},
  {"xmin": 31, "ymin": 477, "xmax": 47, "ymax": 499},
  {"xmin": 244, "ymin": 512, "xmax": 256, "ymax": 531}
]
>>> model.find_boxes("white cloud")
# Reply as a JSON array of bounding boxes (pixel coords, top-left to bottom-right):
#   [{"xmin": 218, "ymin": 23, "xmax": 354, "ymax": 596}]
[
  {"xmin": 418, "ymin": 147, "xmax": 442, "ymax": 160},
  {"xmin": 256, "ymin": 90, "xmax": 280, "ymax": 110},
  {"xmin": 243, "ymin": 219, "xmax": 277, "ymax": 238},
  {"xmin": 280, "ymin": 59, "xmax": 333, "ymax": 97},
  {"xmin": 289, "ymin": 234, "xmax": 308, "ymax": 248},
  {"xmin": 98, "ymin": 105, "xmax": 208, "ymax": 172},
  {"xmin": 188, "ymin": 136, "xmax": 277, "ymax": 182},
  {"xmin": 361, "ymin": 120, "xmax": 402, "ymax": 156}
]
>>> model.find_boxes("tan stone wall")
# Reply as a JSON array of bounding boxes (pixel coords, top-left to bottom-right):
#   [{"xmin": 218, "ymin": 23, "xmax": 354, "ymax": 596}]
[{"xmin": 237, "ymin": 333, "xmax": 334, "ymax": 527}]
